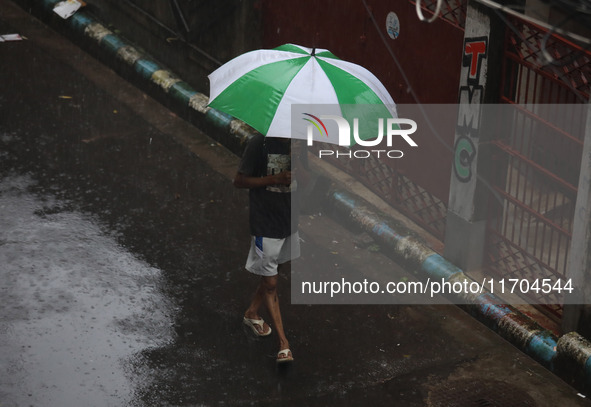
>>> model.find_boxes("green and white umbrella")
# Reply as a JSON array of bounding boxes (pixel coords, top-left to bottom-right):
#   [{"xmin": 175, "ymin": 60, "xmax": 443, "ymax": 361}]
[{"xmin": 207, "ymin": 43, "xmax": 397, "ymax": 146}]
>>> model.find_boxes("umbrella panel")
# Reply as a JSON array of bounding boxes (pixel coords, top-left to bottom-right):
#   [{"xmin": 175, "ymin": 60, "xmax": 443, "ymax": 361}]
[{"xmin": 207, "ymin": 44, "xmax": 398, "ymax": 146}]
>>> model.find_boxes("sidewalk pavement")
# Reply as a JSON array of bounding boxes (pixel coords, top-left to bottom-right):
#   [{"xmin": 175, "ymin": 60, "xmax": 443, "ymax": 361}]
[{"xmin": 4, "ymin": 0, "xmax": 591, "ymax": 401}]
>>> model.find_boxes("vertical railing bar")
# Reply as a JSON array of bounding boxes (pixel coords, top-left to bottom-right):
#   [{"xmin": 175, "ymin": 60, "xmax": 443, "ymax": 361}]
[{"xmin": 507, "ymin": 159, "xmax": 518, "ymax": 243}]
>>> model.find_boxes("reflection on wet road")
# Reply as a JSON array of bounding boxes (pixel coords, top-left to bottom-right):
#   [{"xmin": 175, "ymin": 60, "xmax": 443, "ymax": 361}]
[{"xmin": 0, "ymin": 174, "xmax": 173, "ymax": 406}]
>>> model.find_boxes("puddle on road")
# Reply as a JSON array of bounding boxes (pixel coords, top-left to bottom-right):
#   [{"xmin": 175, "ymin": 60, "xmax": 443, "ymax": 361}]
[{"xmin": 0, "ymin": 174, "xmax": 176, "ymax": 406}]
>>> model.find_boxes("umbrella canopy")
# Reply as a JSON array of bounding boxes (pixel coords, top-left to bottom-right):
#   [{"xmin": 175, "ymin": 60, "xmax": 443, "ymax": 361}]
[{"xmin": 207, "ymin": 44, "xmax": 397, "ymax": 146}]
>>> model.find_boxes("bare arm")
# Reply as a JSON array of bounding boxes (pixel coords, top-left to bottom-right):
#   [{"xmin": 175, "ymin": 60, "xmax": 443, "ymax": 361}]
[{"xmin": 233, "ymin": 171, "xmax": 292, "ymax": 189}]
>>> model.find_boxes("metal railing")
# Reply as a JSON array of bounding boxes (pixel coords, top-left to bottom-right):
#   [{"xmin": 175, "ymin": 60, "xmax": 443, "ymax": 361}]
[
  {"xmin": 410, "ymin": 0, "xmax": 467, "ymax": 29},
  {"xmin": 486, "ymin": 15, "xmax": 591, "ymax": 317}
]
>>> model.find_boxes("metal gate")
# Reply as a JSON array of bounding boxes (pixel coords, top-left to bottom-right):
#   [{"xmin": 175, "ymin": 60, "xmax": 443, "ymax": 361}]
[{"xmin": 486, "ymin": 15, "xmax": 591, "ymax": 317}]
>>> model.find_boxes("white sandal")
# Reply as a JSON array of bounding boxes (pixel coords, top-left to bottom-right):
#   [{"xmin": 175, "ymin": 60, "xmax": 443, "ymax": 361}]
[
  {"xmin": 243, "ymin": 317, "xmax": 272, "ymax": 337},
  {"xmin": 276, "ymin": 348, "xmax": 294, "ymax": 363}
]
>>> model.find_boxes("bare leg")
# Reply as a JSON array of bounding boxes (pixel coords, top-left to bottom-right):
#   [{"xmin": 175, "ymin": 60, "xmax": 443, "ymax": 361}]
[
  {"xmin": 244, "ymin": 280, "xmax": 271, "ymax": 335},
  {"xmin": 260, "ymin": 275, "xmax": 292, "ymax": 361}
]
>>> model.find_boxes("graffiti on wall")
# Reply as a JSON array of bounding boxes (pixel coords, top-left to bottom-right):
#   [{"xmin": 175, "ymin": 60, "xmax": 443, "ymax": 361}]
[{"xmin": 454, "ymin": 36, "xmax": 488, "ymax": 183}]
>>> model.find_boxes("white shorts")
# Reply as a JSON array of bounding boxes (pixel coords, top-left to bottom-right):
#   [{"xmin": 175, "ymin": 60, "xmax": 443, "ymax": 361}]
[{"xmin": 245, "ymin": 232, "xmax": 300, "ymax": 277}]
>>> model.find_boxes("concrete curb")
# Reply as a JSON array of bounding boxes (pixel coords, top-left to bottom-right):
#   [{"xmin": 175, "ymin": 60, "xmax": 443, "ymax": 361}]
[
  {"xmin": 26, "ymin": 0, "xmax": 591, "ymax": 394},
  {"xmin": 328, "ymin": 189, "xmax": 560, "ymax": 369}
]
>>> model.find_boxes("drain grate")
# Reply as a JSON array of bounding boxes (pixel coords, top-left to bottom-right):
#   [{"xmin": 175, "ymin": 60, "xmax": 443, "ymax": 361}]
[{"xmin": 428, "ymin": 379, "xmax": 536, "ymax": 407}]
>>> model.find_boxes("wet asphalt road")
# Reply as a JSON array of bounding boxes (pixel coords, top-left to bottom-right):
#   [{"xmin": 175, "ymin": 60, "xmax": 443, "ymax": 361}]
[{"xmin": 2, "ymin": 2, "xmax": 591, "ymax": 406}]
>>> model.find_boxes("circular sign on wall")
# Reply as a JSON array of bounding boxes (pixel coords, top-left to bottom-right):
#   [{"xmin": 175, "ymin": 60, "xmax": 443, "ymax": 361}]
[{"xmin": 386, "ymin": 12, "xmax": 400, "ymax": 39}]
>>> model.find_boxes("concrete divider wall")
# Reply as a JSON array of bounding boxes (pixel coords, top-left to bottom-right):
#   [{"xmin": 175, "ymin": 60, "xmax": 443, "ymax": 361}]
[
  {"xmin": 16, "ymin": 0, "xmax": 591, "ymax": 395},
  {"xmin": 20, "ymin": 0, "xmax": 261, "ymax": 94}
]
